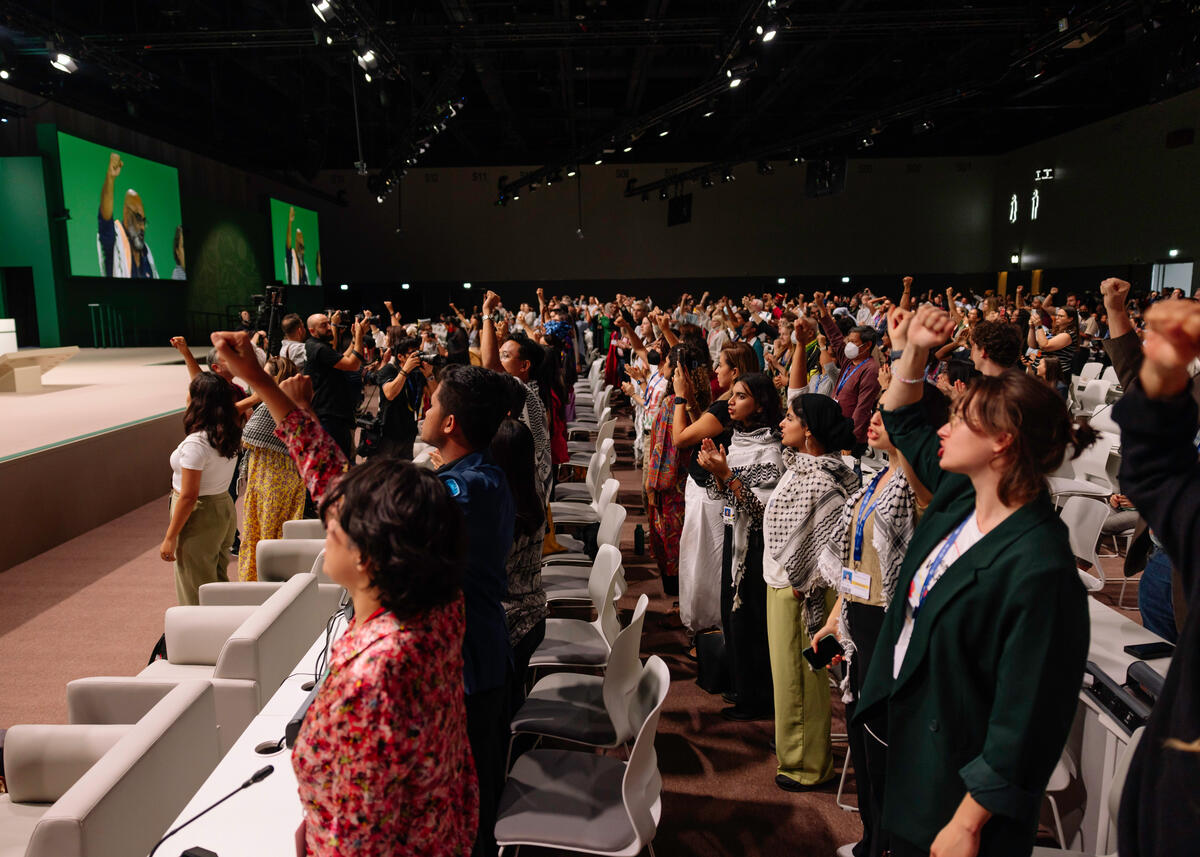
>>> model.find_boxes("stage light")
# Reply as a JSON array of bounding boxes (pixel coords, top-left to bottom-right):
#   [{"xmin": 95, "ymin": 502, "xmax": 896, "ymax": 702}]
[
  {"xmin": 757, "ymin": 159, "xmax": 774, "ymax": 176},
  {"xmin": 594, "ymin": 157, "xmax": 603, "ymax": 165},
  {"xmin": 463, "ymin": 282, "xmax": 472, "ymax": 290},
  {"xmin": 721, "ymin": 168, "xmax": 735, "ymax": 183},
  {"xmin": 1010, "ymin": 253, "xmax": 1020, "ymax": 265},
  {"xmin": 658, "ymin": 127, "xmax": 669, "ymax": 137},
  {"xmin": 623, "ymin": 144, "xmax": 633, "ymax": 153},
  {"xmin": 0, "ymin": 70, "xmax": 9, "ymax": 80},
  {"xmin": 841, "ymin": 276, "xmax": 851, "ymax": 283},
  {"xmin": 566, "ymin": 166, "xmax": 577, "ymax": 177},
  {"xmin": 756, "ymin": 21, "xmax": 779, "ymax": 42},
  {"xmin": 702, "ymin": 99, "xmax": 716, "ymax": 118},
  {"xmin": 363, "ymin": 72, "xmax": 372, "ymax": 83},
  {"xmin": 402, "ymin": 282, "xmax": 411, "ymax": 290},
  {"xmin": 791, "ymin": 153, "xmax": 803, "ymax": 165},
  {"xmin": 1169, "ymin": 248, "xmax": 1180, "ymax": 257},
  {"xmin": 701, "ymin": 174, "xmax": 714, "ymax": 188},
  {"xmin": 728, "ymin": 75, "xmax": 742, "ymax": 89},
  {"xmin": 312, "ymin": 0, "xmax": 336, "ymax": 23},
  {"xmin": 0, "ymin": 118, "xmax": 7, "ymax": 124},
  {"xmin": 51, "ymin": 53, "xmax": 78, "ymax": 74},
  {"xmin": 339, "ymin": 283, "xmax": 349, "ymax": 291},
  {"xmin": 767, "ymin": 0, "xmax": 777, "ymax": 7},
  {"xmin": 512, "ymin": 191, "xmax": 520, "ymax": 200},
  {"xmin": 326, "ymin": 36, "xmax": 333, "ymax": 45},
  {"xmin": 376, "ymin": 194, "xmax": 384, "ymax": 203},
  {"xmin": 356, "ymin": 48, "xmax": 377, "ymax": 71},
  {"xmin": 858, "ymin": 135, "xmax": 874, "ymax": 149},
  {"xmin": 659, "ymin": 188, "xmax": 669, "ymax": 201},
  {"xmin": 777, "ymin": 278, "xmax": 786, "ymax": 285}
]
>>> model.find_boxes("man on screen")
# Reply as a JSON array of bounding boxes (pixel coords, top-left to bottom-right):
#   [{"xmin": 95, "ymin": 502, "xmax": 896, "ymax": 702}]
[
  {"xmin": 98, "ymin": 152, "xmax": 159, "ymax": 278},
  {"xmin": 284, "ymin": 206, "xmax": 310, "ymax": 286}
]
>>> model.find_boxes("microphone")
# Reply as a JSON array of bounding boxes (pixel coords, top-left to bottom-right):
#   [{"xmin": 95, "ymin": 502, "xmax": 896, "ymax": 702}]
[{"xmin": 148, "ymin": 765, "xmax": 275, "ymax": 857}]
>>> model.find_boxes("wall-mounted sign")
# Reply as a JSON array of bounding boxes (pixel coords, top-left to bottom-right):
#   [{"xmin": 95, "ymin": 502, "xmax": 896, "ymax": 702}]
[
  {"xmin": 1034, "ymin": 168, "xmax": 1055, "ymax": 182},
  {"xmin": 1031, "ymin": 188, "xmax": 1040, "ymax": 221},
  {"xmin": 1009, "ymin": 194, "xmax": 1019, "ymax": 224}
]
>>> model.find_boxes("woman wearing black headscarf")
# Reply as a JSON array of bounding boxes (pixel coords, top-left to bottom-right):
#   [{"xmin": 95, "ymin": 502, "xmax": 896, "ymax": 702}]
[{"xmin": 761, "ymin": 393, "xmax": 859, "ymax": 791}]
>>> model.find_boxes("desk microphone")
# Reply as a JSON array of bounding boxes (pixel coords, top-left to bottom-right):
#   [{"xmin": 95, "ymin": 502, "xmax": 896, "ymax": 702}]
[{"xmin": 147, "ymin": 765, "xmax": 275, "ymax": 857}]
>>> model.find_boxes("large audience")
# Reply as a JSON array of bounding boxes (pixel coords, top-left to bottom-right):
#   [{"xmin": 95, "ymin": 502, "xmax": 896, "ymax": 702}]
[{"xmin": 161, "ymin": 278, "xmax": 1198, "ymax": 857}]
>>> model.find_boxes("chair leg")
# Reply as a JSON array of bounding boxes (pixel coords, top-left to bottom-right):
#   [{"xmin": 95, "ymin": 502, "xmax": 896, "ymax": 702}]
[
  {"xmin": 835, "ymin": 745, "xmax": 859, "ymax": 813},
  {"xmin": 1047, "ymin": 794, "xmax": 1067, "ymax": 849},
  {"xmin": 645, "ymin": 842, "xmax": 656, "ymax": 857}
]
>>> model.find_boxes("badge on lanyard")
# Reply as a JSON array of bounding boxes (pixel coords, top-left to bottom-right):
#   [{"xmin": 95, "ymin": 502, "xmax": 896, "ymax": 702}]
[
  {"xmin": 841, "ymin": 567, "xmax": 872, "ymax": 599},
  {"xmin": 722, "ymin": 505, "xmax": 735, "ymax": 525}
]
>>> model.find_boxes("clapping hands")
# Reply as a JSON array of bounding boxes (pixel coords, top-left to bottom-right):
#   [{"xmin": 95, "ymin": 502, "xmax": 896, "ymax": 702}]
[{"xmin": 696, "ymin": 437, "xmax": 732, "ymax": 482}]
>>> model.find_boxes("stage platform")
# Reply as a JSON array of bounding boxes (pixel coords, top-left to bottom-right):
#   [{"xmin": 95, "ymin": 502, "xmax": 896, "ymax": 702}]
[{"xmin": 0, "ymin": 348, "xmax": 190, "ymax": 571}]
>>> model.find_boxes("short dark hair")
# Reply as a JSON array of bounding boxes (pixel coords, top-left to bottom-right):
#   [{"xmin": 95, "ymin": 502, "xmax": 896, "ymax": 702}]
[
  {"xmin": 849, "ymin": 325, "xmax": 878, "ymax": 348},
  {"xmin": 387, "ymin": 325, "xmax": 417, "ymax": 354},
  {"xmin": 320, "ymin": 459, "xmax": 464, "ymax": 620},
  {"xmin": 436, "ymin": 364, "xmax": 511, "ymax": 451},
  {"xmin": 281, "ymin": 313, "xmax": 304, "ymax": 337},
  {"xmin": 507, "ymin": 332, "xmax": 545, "ymax": 374},
  {"xmin": 972, "ymin": 320, "xmax": 1023, "ymax": 368},
  {"xmin": 183, "ymin": 372, "xmax": 242, "ymax": 458}
]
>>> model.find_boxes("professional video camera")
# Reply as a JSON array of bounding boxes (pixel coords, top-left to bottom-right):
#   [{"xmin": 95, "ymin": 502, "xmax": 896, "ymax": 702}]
[{"xmin": 249, "ymin": 285, "xmax": 286, "ymax": 355}]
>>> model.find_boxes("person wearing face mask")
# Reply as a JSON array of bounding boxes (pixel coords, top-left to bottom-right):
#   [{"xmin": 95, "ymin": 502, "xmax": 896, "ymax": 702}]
[
  {"xmin": 762, "ymin": 392, "xmax": 859, "ymax": 791},
  {"xmin": 815, "ymin": 293, "xmax": 882, "ymax": 454},
  {"xmin": 98, "ymin": 151, "xmax": 159, "ymax": 278},
  {"xmin": 854, "ymin": 305, "xmax": 1093, "ymax": 857},
  {"xmin": 304, "ymin": 312, "xmax": 367, "ymax": 459}
]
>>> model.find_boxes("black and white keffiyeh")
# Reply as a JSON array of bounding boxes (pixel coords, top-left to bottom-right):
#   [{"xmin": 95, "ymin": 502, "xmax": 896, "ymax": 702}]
[{"xmin": 763, "ymin": 448, "xmax": 860, "ymax": 633}]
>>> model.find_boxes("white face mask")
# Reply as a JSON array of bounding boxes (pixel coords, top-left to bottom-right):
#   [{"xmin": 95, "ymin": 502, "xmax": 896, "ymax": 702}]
[{"xmin": 844, "ymin": 342, "xmax": 861, "ymax": 360}]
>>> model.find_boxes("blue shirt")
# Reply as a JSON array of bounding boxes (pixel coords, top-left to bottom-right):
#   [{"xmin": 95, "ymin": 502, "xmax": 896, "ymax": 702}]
[{"xmin": 437, "ymin": 450, "xmax": 515, "ymax": 695}]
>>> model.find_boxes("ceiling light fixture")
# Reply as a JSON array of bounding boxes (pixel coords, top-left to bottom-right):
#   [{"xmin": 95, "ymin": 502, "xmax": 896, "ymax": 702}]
[
  {"xmin": 566, "ymin": 166, "xmax": 577, "ymax": 177},
  {"xmin": 777, "ymin": 278, "xmax": 787, "ymax": 285},
  {"xmin": 51, "ymin": 53, "xmax": 78, "ymax": 74},
  {"xmin": 1010, "ymin": 253, "xmax": 1020, "ymax": 265},
  {"xmin": 757, "ymin": 159, "xmax": 774, "ymax": 176},
  {"xmin": 756, "ymin": 20, "xmax": 779, "ymax": 42},
  {"xmin": 659, "ymin": 188, "xmax": 669, "ymax": 201},
  {"xmin": 402, "ymin": 282, "xmax": 411, "ymax": 290},
  {"xmin": 1168, "ymin": 248, "xmax": 1180, "ymax": 257},
  {"xmin": 594, "ymin": 157, "xmax": 603, "ymax": 165},
  {"xmin": 721, "ymin": 168, "xmax": 735, "ymax": 183},
  {"xmin": 0, "ymin": 70, "xmax": 10, "ymax": 80},
  {"xmin": 841, "ymin": 276, "xmax": 851, "ymax": 283},
  {"xmin": 312, "ymin": 0, "xmax": 335, "ymax": 22},
  {"xmin": 463, "ymin": 282, "xmax": 472, "ymax": 290}
]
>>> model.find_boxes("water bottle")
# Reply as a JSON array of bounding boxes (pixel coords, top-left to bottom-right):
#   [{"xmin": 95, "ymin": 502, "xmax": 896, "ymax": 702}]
[{"xmin": 634, "ymin": 524, "xmax": 645, "ymax": 555}]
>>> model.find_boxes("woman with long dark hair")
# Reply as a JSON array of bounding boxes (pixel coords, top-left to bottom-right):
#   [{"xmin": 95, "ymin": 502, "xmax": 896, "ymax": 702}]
[
  {"xmin": 160, "ymin": 371, "xmax": 242, "ymax": 604},
  {"xmin": 856, "ymin": 305, "xmax": 1093, "ymax": 857},
  {"xmin": 490, "ymin": 417, "xmax": 549, "ymax": 710},
  {"xmin": 696, "ymin": 372, "xmax": 784, "ymax": 721},
  {"xmin": 1028, "ymin": 304, "xmax": 1080, "ymax": 376}
]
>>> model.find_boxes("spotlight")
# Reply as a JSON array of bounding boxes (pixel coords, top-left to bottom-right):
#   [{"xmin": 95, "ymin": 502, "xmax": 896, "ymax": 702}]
[
  {"xmin": 312, "ymin": 0, "xmax": 336, "ymax": 22},
  {"xmin": 51, "ymin": 53, "xmax": 78, "ymax": 74},
  {"xmin": 326, "ymin": 36, "xmax": 333, "ymax": 45},
  {"xmin": 756, "ymin": 159, "xmax": 774, "ymax": 176},
  {"xmin": 623, "ymin": 144, "xmax": 633, "ymax": 153},
  {"xmin": 1169, "ymin": 248, "xmax": 1180, "ymax": 257},
  {"xmin": 767, "ymin": 0, "xmax": 777, "ymax": 7},
  {"xmin": 463, "ymin": 282, "xmax": 472, "ymax": 290},
  {"xmin": 777, "ymin": 278, "xmax": 787, "ymax": 285},
  {"xmin": 858, "ymin": 136, "xmax": 874, "ymax": 149},
  {"xmin": 841, "ymin": 276, "xmax": 851, "ymax": 283},
  {"xmin": 791, "ymin": 153, "xmax": 803, "ymax": 165},
  {"xmin": 0, "ymin": 70, "xmax": 9, "ymax": 80},
  {"xmin": 339, "ymin": 283, "xmax": 349, "ymax": 291},
  {"xmin": 726, "ymin": 58, "xmax": 757, "ymax": 89},
  {"xmin": 594, "ymin": 157, "xmax": 603, "ymax": 165},
  {"xmin": 512, "ymin": 192, "xmax": 520, "ymax": 200},
  {"xmin": 756, "ymin": 20, "xmax": 779, "ymax": 42},
  {"xmin": 728, "ymin": 75, "xmax": 742, "ymax": 89},
  {"xmin": 702, "ymin": 100, "xmax": 716, "ymax": 118},
  {"xmin": 701, "ymin": 174, "xmax": 714, "ymax": 189},
  {"xmin": 566, "ymin": 166, "xmax": 577, "ymax": 177},
  {"xmin": 0, "ymin": 118, "xmax": 7, "ymax": 124},
  {"xmin": 659, "ymin": 188, "xmax": 669, "ymax": 201},
  {"xmin": 356, "ymin": 48, "xmax": 377, "ymax": 71},
  {"xmin": 363, "ymin": 72, "xmax": 372, "ymax": 83},
  {"xmin": 402, "ymin": 283, "xmax": 411, "ymax": 290},
  {"xmin": 1010, "ymin": 253, "xmax": 1020, "ymax": 265},
  {"xmin": 658, "ymin": 127, "xmax": 669, "ymax": 138},
  {"xmin": 721, "ymin": 168, "xmax": 735, "ymax": 183},
  {"xmin": 376, "ymin": 195, "xmax": 385, "ymax": 204},
  {"xmin": 913, "ymin": 118, "xmax": 934, "ymax": 134}
]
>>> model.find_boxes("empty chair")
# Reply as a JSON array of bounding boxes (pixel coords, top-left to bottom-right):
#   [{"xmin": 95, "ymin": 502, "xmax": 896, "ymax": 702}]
[
  {"xmin": 1074, "ymin": 379, "xmax": 1112, "ymax": 417},
  {"xmin": 1079, "ymin": 362, "xmax": 1103, "ymax": 381},
  {"xmin": 282, "ymin": 518, "xmax": 326, "ymax": 539},
  {"xmin": 552, "ymin": 478, "xmax": 620, "ymax": 527},
  {"xmin": 1071, "ymin": 434, "xmax": 1115, "ymax": 493},
  {"xmin": 545, "ymin": 502, "xmax": 626, "ymax": 566},
  {"xmin": 256, "ymin": 538, "xmax": 334, "ymax": 584},
  {"xmin": 0, "ymin": 681, "xmax": 219, "ymax": 857},
  {"xmin": 197, "ymin": 578, "xmax": 345, "ymax": 620},
  {"xmin": 509, "ymin": 594, "xmax": 649, "ymax": 766},
  {"xmin": 568, "ymin": 416, "xmax": 617, "ymax": 460},
  {"xmin": 1099, "ymin": 365, "xmax": 1119, "ymax": 384},
  {"xmin": 529, "ymin": 549, "xmax": 622, "ymax": 671},
  {"xmin": 554, "ymin": 440, "xmax": 616, "ymax": 509},
  {"xmin": 1059, "ymin": 495, "xmax": 1110, "ymax": 592},
  {"xmin": 495, "ymin": 656, "xmax": 669, "ymax": 857},
  {"xmin": 543, "ymin": 543, "xmax": 627, "ymax": 605},
  {"xmin": 67, "ymin": 574, "xmax": 323, "ymax": 754}
]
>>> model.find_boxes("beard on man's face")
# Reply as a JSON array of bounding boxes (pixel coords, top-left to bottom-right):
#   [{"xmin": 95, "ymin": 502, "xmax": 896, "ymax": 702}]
[
  {"xmin": 318, "ymin": 329, "xmax": 334, "ymax": 344},
  {"xmin": 128, "ymin": 227, "xmax": 147, "ymax": 254}
]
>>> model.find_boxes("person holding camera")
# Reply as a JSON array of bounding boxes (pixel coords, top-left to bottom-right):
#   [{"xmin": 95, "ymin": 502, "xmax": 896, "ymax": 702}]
[
  {"xmin": 304, "ymin": 311, "xmax": 366, "ymax": 459},
  {"xmin": 365, "ymin": 328, "xmax": 430, "ymax": 460}
]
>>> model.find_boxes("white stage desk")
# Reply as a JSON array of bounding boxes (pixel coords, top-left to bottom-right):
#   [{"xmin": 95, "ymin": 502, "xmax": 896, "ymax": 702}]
[
  {"xmin": 1063, "ymin": 598, "xmax": 1171, "ymax": 854},
  {"xmin": 154, "ymin": 628, "xmax": 343, "ymax": 856}
]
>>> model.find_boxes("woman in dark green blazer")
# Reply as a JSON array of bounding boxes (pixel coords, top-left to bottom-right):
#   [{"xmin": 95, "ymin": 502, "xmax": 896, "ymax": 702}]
[{"xmin": 855, "ymin": 305, "xmax": 1093, "ymax": 857}]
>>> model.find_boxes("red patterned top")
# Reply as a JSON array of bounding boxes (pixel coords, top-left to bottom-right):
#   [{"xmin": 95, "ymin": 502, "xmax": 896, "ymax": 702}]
[{"xmin": 275, "ymin": 408, "xmax": 479, "ymax": 855}]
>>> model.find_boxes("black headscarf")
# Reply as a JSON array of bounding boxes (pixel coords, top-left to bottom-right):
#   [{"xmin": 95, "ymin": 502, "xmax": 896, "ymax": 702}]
[{"xmin": 794, "ymin": 393, "xmax": 855, "ymax": 452}]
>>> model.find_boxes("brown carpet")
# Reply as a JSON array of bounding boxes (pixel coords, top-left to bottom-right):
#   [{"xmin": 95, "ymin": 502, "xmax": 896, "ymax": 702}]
[{"xmin": 0, "ymin": 412, "xmax": 1143, "ymax": 856}]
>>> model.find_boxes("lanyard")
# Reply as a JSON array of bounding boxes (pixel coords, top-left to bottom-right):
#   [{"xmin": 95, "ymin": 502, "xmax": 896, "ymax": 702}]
[
  {"xmin": 912, "ymin": 515, "xmax": 972, "ymax": 618},
  {"xmin": 836, "ymin": 359, "xmax": 867, "ymax": 395},
  {"xmin": 852, "ymin": 469, "xmax": 888, "ymax": 564}
]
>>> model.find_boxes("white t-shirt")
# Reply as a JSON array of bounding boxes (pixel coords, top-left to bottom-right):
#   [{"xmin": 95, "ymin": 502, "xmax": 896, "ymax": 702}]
[
  {"xmin": 170, "ymin": 431, "xmax": 239, "ymax": 496},
  {"xmin": 280, "ymin": 339, "xmax": 307, "ymax": 369},
  {"xmin": 892, "ymin": 512, "xmax": 985, "ymax": 678}
]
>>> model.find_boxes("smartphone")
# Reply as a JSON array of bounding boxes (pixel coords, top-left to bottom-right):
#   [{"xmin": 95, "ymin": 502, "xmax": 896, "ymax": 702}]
[
  {"xmin": 1123, "ymin": 641, "xmax": 1175, "ymax": 660},
  {"xmin": 802, "ymin": 635, "xmax": 845, "ymax": 670}
]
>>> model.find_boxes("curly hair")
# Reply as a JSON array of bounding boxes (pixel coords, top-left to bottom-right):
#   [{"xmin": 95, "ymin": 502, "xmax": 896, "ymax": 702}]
[
  {"xmin": 972, "ymin": 320, "xmax": 1024, "ymax": 369},
  {"xmin": 319, "ymin": 458, "xmax": 464, "ymax": 619},
  {"xmin": 183, "ymin": 372, "xmax": 242, "ymax": 458}
]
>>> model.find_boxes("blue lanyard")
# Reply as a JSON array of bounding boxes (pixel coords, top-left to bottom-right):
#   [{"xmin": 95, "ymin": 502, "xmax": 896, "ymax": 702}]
[
  {"xmin": 852, "ymin": 469, "xmax": 888, "ymax": 564},
  {"xmin": 836, "ymin": 359, "xmax": 867, "ymax": 395},
  {"xmin": 913, "ymin": 516, "xmax": 972, "ymax": 618}
]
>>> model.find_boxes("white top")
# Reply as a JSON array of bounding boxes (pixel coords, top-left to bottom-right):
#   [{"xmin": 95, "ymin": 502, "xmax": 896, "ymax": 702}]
[
  {"xmin": 170, "ymin": 431, "xmax": 239, "ymax": 496},
  {"xmin": 280, "ymin": 339, "xmax": 307, "ymax": 369},
  {"xmin": 892, "ymin": 512, "xmax": 985, "ymax": 678}
]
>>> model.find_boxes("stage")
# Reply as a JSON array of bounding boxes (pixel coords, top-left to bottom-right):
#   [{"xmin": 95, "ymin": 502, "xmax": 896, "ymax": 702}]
[{"xmin": 0, "ymin": 347, "xmax": 190, "ymax": 571}]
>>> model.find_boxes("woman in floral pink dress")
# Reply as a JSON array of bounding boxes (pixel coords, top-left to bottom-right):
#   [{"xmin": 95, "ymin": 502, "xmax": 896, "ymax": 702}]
[{"xmin": 210, "ymin": 330, "xmax": 478, "ymax": 857}]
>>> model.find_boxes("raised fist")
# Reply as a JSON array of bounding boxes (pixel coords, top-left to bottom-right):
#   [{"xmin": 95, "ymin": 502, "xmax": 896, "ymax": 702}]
[{"xmin": 108, "ymin": 152, "xmax": 124, "ymax": 179}]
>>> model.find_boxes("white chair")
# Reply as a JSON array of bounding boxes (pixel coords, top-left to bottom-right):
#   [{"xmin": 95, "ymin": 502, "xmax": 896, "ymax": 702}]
[
  {"xmin": 1099, "ymin": 365, "xmax": 1118, "ymax": 384},
  {"xmin": 543, "ymin": 543, "xmax": 627, "ymax": 605},
  {"xmin": 1079, "ymin": 362, "xmax": 1103, "ymax": 381},
  {"xmin": 545, "ymin": 502, "xmax": 626, "ymax": 566},
  {"xmin": 1074, "ymin": 380, "xmax": 1112, "ymax": 417},
  {"xmin": 569, "ymin": 391, "xmax": 613, "ymax": 430},
  {"xmin": 529, "ymin": 549, "xmax": 622, "ymax": 672},
  {"xmin": 66, "ymin": 575, "xmax": 323, "ymax": 755},
  {"xmin": 508, "ymin": 594, "xmax": 649, "ymax": 767},
  {"xmin": 1071, "ymin": 434, "xmax": 1116, "ymax": 493},
  {"xmin": 281, "ymin": 518, "xmax": 325, "ymax": 539},
  {"xmin": 551, "ymin": 478, "xmax": 620, "ymax": 527},
  {"xmin": 568, "ymin": 416, "xmax": 617, "ymax": 460},
  {"xmin": 495, "ymin": 656, "xmax": 669, "ymax": 857},
  {"xmin": 0, "ymin": 682, "xmax": 219, "ymax": 857},
  {"xmin": 256, "ymin": 538, "xmax": 334, "ymax": 584},
  {"xmin": 554, "ymin": 446, "xmax": 611, "ymax": 503},
  {"xmin": 1032, "ymin": 727, "xmax": 1143, "ymax": 857},
  {"xmin": 1059, "ymin": 496, "xmax": 1110, "ymax": 592},
  {"xmin": 197, "ymin": 579, "xmax": 345, "ymax": 624}
]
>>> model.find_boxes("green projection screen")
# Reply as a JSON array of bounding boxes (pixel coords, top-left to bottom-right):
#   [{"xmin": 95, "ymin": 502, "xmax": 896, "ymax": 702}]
[
  {"xmin": 269, "ymin": 199, "xmax": 321, "ymax": 286},
  {"xmin": 56, "ymin": 131, "xmax": 185, "ymax": 280}
]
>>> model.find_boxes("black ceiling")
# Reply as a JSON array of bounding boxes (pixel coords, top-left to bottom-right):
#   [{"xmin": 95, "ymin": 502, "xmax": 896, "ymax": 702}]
[{"xmin": 3, "ymin": 1, "xmax": 1199, "ymax": 191}]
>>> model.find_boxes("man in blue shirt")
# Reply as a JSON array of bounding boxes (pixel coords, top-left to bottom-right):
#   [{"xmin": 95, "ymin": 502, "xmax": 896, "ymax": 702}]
[
  {"xmin": 421, "ymin": 363, "xmax": 515, "ymax": 857},
  {"xmin": 98, "ymin": 152, "xmax": 158, "ymax": 278}
]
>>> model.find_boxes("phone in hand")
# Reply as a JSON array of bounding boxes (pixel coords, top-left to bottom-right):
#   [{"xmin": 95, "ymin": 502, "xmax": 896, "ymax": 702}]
[{"xmin": 802, "ymin": 634, "xmax": 844, "ymax": 670}]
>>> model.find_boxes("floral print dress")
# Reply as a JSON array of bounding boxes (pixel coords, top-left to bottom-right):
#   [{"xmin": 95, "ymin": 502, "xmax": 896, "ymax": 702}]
[{"xmin": 275, "ymin": 408, "xmax": 479, "ymax": 856}]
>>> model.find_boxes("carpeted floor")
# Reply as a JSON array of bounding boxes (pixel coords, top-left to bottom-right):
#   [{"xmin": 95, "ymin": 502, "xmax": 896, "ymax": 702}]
[{"xmin": 0, "ymin": 411, "xmax": 1144, "ymax": 856}]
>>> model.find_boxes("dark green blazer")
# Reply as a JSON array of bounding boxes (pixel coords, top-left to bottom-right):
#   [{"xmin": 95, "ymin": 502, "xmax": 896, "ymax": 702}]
[{"xmin": 854, "ymin": 402, "xmax": 1090, "ymax": 856}]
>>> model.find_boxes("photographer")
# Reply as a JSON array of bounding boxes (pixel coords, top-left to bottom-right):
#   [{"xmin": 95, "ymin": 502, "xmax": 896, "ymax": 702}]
[
  {"xmin": 304, "ymin": 311, "xmax": 366, "ymax": 459},
  {"xmin": 366, "ymin": 329, "xmax": 431, "ymax": 460}
]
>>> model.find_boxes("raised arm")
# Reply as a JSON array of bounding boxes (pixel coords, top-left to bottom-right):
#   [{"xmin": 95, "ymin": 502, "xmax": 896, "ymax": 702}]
[
  {"xmin": 479, "ymin": 290, "xmax": 503, "ymax": 372},
  {"xmin": 789, "ymin": 318, "xmax": 813, "ymax": 391},
  {"xmin": 816, "ymin": 294, "xmax": 848, "ymax": 367},
  {"xmin": 899, "ymin": 276, "xmax": 913, "ymax": 311},
  {"xmin": 614, "ymin": 315, "xmax": 647, "ymax": 363},
  {"xmin": 100, "ymin": 153, "xmax": 122, "ymax": 221},
  {"xmin": 170, "ymin": 336, "xmax": 203, "ymax": 381}
]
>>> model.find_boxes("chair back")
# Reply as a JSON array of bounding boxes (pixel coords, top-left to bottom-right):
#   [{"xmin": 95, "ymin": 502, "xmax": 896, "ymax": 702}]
[
  {"xmin": 1108, "ymin": 727, "xmax": 1144, "ymax": 820},
  {"xmin": 594, "ymin": 417, "xmax": 617, "ymax": 450},
  {"xmin": 596, "ymin": 503, "xmax": 627, "ymax": 552},
  {"xmin": 587, "ymin": 545, "xmax": 623, "ymax": 647},
  {"xmin": 257, "ymin": 538, "xmax": 326, "ymax": 582},
  {"xmin": 281, "ymin": 518, "xmax": 325, "ymax": 539},
  {"xmin": 1076, "ymin": 379, "xmax": 1111, "ymax": 415},
  {"xmin": 1070, "ymin": 435, "xmax": 1114, "ymax": 492},
  {"xmin": 1079, "ymin": 362, "xmax": 1103, "ymax": 381},
  {"xmin": 583, "ymin": 450, "xmax": 602, "ymax": 498},
  {"xmin": 621, "ymin": 656, "xmax": 669, "ymax": 851},
  {"xmin": 602, "ymin": 595, "xmax": 649, "ymax": 743},
  {"xmin": 595, "ymin": 478, "xmax": 620, "ymax": 516},
  {"xmin": 1059, "ymin": 496, "xmax": 1109, "ymax": 591},
  {"xmin": 1099, "ymin": 365, "xmax": 1118, "ymax": 384}
]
